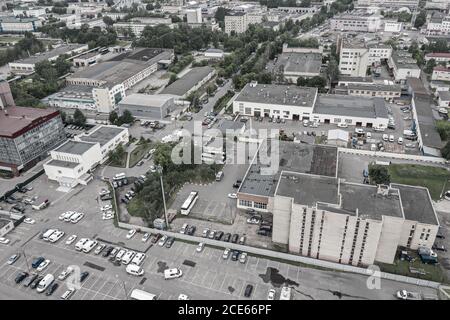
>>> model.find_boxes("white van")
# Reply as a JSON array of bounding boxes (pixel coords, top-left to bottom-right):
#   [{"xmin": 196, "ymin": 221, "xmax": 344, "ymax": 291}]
[
  {"xmin": 180, "ymin": 223, "xmax": 188, "ymax": 234},
  {"xmin": 75, "ymin": 238, "xmax": 89, "ymax": 251},
  {"xmin": 49, "ymin": 230, "xmax": 65, "ymax": 243},
  {"xmin": 113, "ymin": 173, "xmax": 126, "ymax": 181},
  {"xmin": 130, "ymin": 289, "xmax": 156, "ymax": 300},
  {"xmin": 37, "ymin": 274, "xmax": 54, "ymax": 293},
  {"xmin": 164, "ymin": 268, "xmax": 182, "ymax": 280},
  {"xmin": 72, "ymin": 212, "xmax": 84, "ymax": 223},
  {"xmin": 82, "ymin": 240, "xmax": 98, "ymax": 253},
  {"xmin": 126, "ymin": 264, "xmax": 144, "ymax": 276},
  {"xmin": 115, "ymin": 249, "xmax": 126, "ymax": 261},
  {"xmin": 43, "ymin": 229, "xmax": 56, "ymax": 241},
  {"xmin": 121, "ymin": 251, "xmax": 136, "ymax": 265},
  {"xmin": 64, "ymin": 212, "xmax": 78, "ymax": 222}
]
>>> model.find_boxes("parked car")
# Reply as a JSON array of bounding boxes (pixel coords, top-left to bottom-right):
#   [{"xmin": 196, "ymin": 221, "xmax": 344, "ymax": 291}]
[
  {"xmin": 223, "ymin": 233, "xmax": 231, "ymax": 242},
  {"xmin": 126, "ymin": 229, "xmax": 136, "ymax": 239},
  {"xmin": 231, "ymin": 234, "xmax": 239, "ymax": 243},
  {"xmin": 222, "ymin": 248, "xmax": 230, "ymax": 259},
  {"xmin": 142, "ymin": 233, "xmax": 150, "ymax": 243},
  {"xmin": 158, "ymin": 235, "xmax": 168, "ymax": 246},
  {"xmin": 202, "ymin": 228, "xmax": 210, "ymax": 238},
  {"xmin": 80, "ymin": 271, "xmax": 89, "ymax": 282},
  {"xmin": 164, "ymin": 268, "xmax": 182, "ymax": 280},
  {"xmin": 15, "ymin": 272, "xmax": 29, "ymax": 284},
  {"xmin": 7, "ymin": 253, "xmax": 20, "ymax": 265},
  {"xmin": 231, "ymin": 250, "xmax": 240, "ymax": 261},
  {"xmin": 267, "ymin": 289, "xmax": 276, "ymax": 300},
  {"xmin": 94, "ymin": 244, "xmax": 106, "ymax": 255},
  {"xmin": 244, "ymin": 284, "xmax": 253, "ymax": 297},
  {"xmin": 196, "ymin": 243, "xmax": 205, "ymax": 252},
  {"xmin": 239, "ymin": 236, "xmax": 246, "ymax": 245},
  {"xmin": 214, "ymin": 231, "xmax": 224, "ymax": 241},
  {"xmin": 36, "ymin": 259, "xmax": 50, "ymax": 272},
  {"xmin": 31, "ymin": 257, "xmax": 45, "ymax": 269},
  {"xmin": 165, "ymin": 237, "xmax": 175, "ymax": 248},
  {"xmin": 102, "ymin": 246, "xmax": 114, "ymax": 257},
  {"xmin": 239, "ymin": 252, "xmax": 247, "ymax": 264},
  {"xmin": 23, "ymin": 273, "xmax": 38, "ymax": 287},
  {"xmin": 46, "ymin": 283, "xmax": 59, "ymax": 296}
]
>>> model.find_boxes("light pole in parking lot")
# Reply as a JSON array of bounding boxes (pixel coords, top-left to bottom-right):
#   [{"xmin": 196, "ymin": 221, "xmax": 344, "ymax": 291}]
[{"xmin": 156, "ymin": 165, "xmax": 169, "ymax": 230}]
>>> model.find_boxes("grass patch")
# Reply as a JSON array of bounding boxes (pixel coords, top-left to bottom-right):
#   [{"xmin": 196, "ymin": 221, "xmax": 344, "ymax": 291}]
[
  {"xmin": 129, "ymin": 142, "xmax": 152, "ymax": 168},
  {"xmin": 108, "ymin": 152, "xmax": 127, "ymax": 168},
  {"xmin": 388, "ymin": 163, "xmax": 450, "ymax": 200},
  {"xmin": 376, "ymin": 252, "xmax": 448, "ymax": 284}
]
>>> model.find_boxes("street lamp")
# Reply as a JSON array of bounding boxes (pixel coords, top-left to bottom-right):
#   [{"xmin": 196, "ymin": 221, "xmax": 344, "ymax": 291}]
[{"xmin": 156, "ymin": 165, "xmax": 169, "ymax": 230}]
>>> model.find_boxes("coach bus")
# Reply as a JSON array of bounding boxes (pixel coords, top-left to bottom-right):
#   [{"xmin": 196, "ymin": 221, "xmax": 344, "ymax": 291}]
[{"xmin": 180, "ymin": 191, "xmax": 199, "ymax": 215}]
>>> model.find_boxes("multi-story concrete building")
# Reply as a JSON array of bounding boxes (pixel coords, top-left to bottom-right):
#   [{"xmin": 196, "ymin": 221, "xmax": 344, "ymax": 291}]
[
  {"xmin": 0, "ymin": 16, "xmax": 42, "ymax": 33},
  {"xmin": 62, "ymin": 48, "xmax": 174, "ymax": 113},
  {"xmin": 0, "ymin": 106, "xmax": 66, "ymax": 176},
  {"xmin": 339, "ymin": 42, "xmax": 370, "ymax": 77},
  {"xmin": 9, "ymin": 44, "xmax": 88, "ymax": 74},
  {"xmin": 388, "ymin": 51, "xmax": 421, "ymax": 82},
  {"xmin": 330, "ymin": 13, "xmax": 381, "ymax": 32},
  {"xmin": 383, "ymin": 20, "xmax": 403, "ymax": 33},
  {"xmin": 225, "ymin": 12, "xmax": 248, "ymax": 34},
  {"xmin": 425, "ymin": 13, "xmax": 450, "ymax": 35},
  {"xmin": 185, "ymin": 7, "xmax": 202, "ymax": 24},
  {"xmin": 425, "ymin": 52, "xmax": 450, "ymax": 65},
  {"xmin": 356, "ymin": 0, "xmax": 419, "ymax": 9},
  {"xmin": 12, "ymin": 6, "xmax": 46, "ymax": 17},
  {"xmin": 113, "ymin": 17, "xmax": 174, "ymax": 37},
  {"xmin": 335, "ymin": 83, "xmax": 402, "ymax": 101},
  {"xmin": 44, "ymin": 125, "xmax": 129, "ymax": 189},
  {"xmin": 432, "ymin": 65, "xmax": 450, "ymax": 81}
]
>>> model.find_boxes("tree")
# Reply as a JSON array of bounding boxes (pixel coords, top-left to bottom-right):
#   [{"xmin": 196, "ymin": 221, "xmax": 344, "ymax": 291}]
[
  {"xmin": 414, "ymin": 10, "xmax": 426, "ymax": 28},
  {"xmin": 54, "ymin": 56, "xmax": 71, "ymax": 76},
  {"xmin": 73, "ymin": 109, "xmax": 87, "ymax": 126},
  {"xmin": 424, "ymin": 58, "xmax": 436, "ymax": 74},
  {"xmin": 103, "ymin": 16, "xmax": 114, "ymax": 26},
  {"xmin": 369, "ymin": 165, "xmax": 391, "ymax": 185},
  {"xmin": 206, "ymin": 84, "xmax": 217, "ymax": 96},
  {"xmin": 119, "ymin": 110, "xmax": 134, "ymax": 124},
  {"xmin": 146, "ymin": 3, "xmax": 154, "ymax": 10},
  {"xmin": 326, "ymin": 57, "xmax": 339, "ymax": 84},
  {"xmin": 168, "ymin": 73, "xmax": 178, "ymax": 85},
  {"xmin": 441, "ymin": 141, "xmax": 450, "ymax": 160},
  {"xmin": 109, "ymin": 111, "xmax": 119, "ymax": 124}
]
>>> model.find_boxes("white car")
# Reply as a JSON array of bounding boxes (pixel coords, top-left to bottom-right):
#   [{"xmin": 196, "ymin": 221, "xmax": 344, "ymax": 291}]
[
  {"xmin": 23, "ymin": 218, "xmax": 35, "ymax": 224},
  {"xmin": 141, "ymin": 233, "xmax": 150, "ymax": 242},
  {"xmin": 196, "ymin": 243, "xmax": 205, "ymax": 252},
  {"xmin": 202, "ymin": 228, "xmax": 210, "ymax": 237},
  {"xmin": 94, "ymin": 244, "xmax": 106, "ymax": 255},
  {"xmin": 49, "ymin": 230, "xmax": 65, "ymax": 243},
  {"xmin": 164, "ymin": 268, "xmax": 182, "ymax": 280},
  {"xmin": 178, "ymin": 294, "xmax": 190, "ymax": 300},
  {"xmin": 398, "ymin": 137, "xmax": 403, "ymax": 145},
  {"xmin": 82, "ymin": 240, "xmax": 98, "ymax": 253},
  {"xmin": 101, "ymin": 205, "xmax": 112, "ymax": 211},
  {"xmin": 58, "ymin": 213, "xmax": 67, "ymax": 221},
  {"xmin": 267, "ymin": 289, "xmax": 276, "ymax": 300},
  {"xmin": 131, "ymin": 252, "xmax": 146, "ymax": 266},
  {"xmin": 102, "ymin": 213, "xmax": 114, "ymax": 220},
  {"xmin": 121, "ymin": 251, "xmax": 136, "ymax": 265},
  {"xmin": 36, "ymin": 259, "xmax": 50, "ymax": 271},
  {"xmin": 158, "ymin": 235, "xmax": 168, "ymax": 246},
  {"xmin": 246, "ymin": 217, "xmax": 260, "ymax": 224},
  {"xmin": 382, "ymin": 134, "xmax": 388, "ymax": 141},
  {"xmin": 337, "ymin": 123, "xmax": 348, "ymax": 128},
  {"xmin": 354, "ymin": 128, "xmax": 364, "ymax": 134},
  {"xmin": 58, "ymin": 266, "xmax": 74, "ymax": 280},
  {"xmin": 65, "ymin": 235, "xmax": 77, "ymax": 245},
  {"xmin": 115, "ymin": 249, "xmax": 126, "ymax": 261},
  {"xmin": 64, "ymin": 212, "xmax": 77, "ymax": 222},
  {"xmin": 222, "ymin": 248, "xmax": 230, "ymax": 259},
  {"xmin": 366, "ymin": 132, "xmax": 372, "ymax": 139},
  {"xmin": 75, "ymin": 238, "xmax": 89, "ymax": 251},
  {"xmin": 389, "ymin": 135, "xmax": 395, "ymax": 142},
  {"xmin": 227, "ymin": 193, "xmax": 237, "ymax": 199},
  {"xmin": 126, "ymin": 229, "xmax": 136, "ymax": 239},
  {"xmin": 61, "ymin": 288, "xmax": 76, "ymax": 300},
  {"xmin": 239, "ymin": 252, "xmax": 247, "ymax": 263},
  {"xmin": 71, "ymin": 212, "xmax": 84, "ymax": 223}
]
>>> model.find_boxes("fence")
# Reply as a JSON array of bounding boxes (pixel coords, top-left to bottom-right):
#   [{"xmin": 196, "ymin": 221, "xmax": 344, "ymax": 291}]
[
  {"xmin": 117, "ymin": 221, "xmax": 441, "ymax": 289},
  {"xmin": 338, "ymin": 147, "xmax": 447, "ymax": 165}
]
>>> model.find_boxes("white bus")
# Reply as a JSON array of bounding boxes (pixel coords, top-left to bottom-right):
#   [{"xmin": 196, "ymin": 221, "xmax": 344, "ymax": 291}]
[
  {"xmin": 181, "ymin": 191, "xmax": 199, "ymax": 215},
  {"xmin": 130, "ymin": 289, "xmax": 157, "ymax": 300},
  {"xmin": 113, "ymin": 173, "xmax": 126, "ymax": 181}
]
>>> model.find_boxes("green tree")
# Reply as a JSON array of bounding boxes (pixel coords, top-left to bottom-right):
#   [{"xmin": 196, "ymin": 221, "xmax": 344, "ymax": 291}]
[
  {"xmin": 369, "ymin": 165, "xmax": 391, "ymax": 185},
  {"xmin": 424, "ymin": 58, "xmax": 436, "ymax": 74},
  {"xmin": 441, "ymin": 141, "xmax": 450, "ymax": 160},
  {"xmin": 326, "ymin": 57, "xmax": 339, "ymax": 84},
  {"xmin": 73, "ymin": 109, "xmax": 87, "ymax": 126},
  {"xmin": 119, "ymin": 109, "xmax": 135, "ymax": 124},
  {"xmin": 103, "ymin": 16, "xmax": 114, "ymax": 26},
  {"xmin": 168, "ymin": 73, "xmax": 178, "ymax": 85},
  {"xmin": 414, "ymin": 10, "xmax": 426, "ymax": 28},
  {"xmin": 109, "ymin": 111, "xmax": 119, "ymax": 124}
]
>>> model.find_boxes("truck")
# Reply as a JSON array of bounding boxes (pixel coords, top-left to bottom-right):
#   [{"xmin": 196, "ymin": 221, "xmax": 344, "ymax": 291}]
[
  {"xmin": 403, "ymin": 130, "xmax": 416, "ymax": 137},
  {"xmin": 396, "ymin": 290, "xmax": 438, "ymax": 300}
]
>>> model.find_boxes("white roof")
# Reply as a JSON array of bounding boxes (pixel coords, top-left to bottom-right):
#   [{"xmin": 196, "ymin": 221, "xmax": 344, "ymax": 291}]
[{"xmin": 327, "ymin": 129, "xmax": 349, "ymax": 141}]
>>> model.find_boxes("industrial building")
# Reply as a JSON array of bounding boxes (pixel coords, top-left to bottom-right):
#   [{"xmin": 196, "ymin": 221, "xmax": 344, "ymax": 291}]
[
  {"xmin": 58, "ymin": 48, "xmax": 174, "ymax": 113},
  {"xmin": 432, "ymin": 66, "xmax": 450, "ymax": 81},
  {"xmin": 8, "ymin": 44, "xmax": 88, "ymax": 75},
  {"xmin": 0, "ymin": 106, "xmax": 66, "ymax": 176},
  {"xmin": 117, "ymin": 94, "xmax": 177, "ymax": 120},
  {"xmin": 233, "ymin": 83, "xmax": 389, "ymax": 129},
  {"xmin": 274, "ymin": 52, "xmax": 322, "ymax": 82},
  {"xmin": 335, "ymin": 83, "xmax": 402, "ymax": 101},
  {"xmin": 330, "ymin": 13, "xmax": 381, "ymax": 32},
  {"xmin": 160, "ymin": 66, "xmax": 216, "ymax": 99},
  {"xmin": 0, "ymin": 17, "xmax": 42, "ymax": 33},
  {"xmin": 388, "ymin": 51, "xmax": 421, "ymax": 82},
  {"xmin": 236, "ymin": 140, "xmax": 440, "ymax": 266},
  {"xmin": 44, "ymin": 125, "xmax": 129, "ymax": 189}
]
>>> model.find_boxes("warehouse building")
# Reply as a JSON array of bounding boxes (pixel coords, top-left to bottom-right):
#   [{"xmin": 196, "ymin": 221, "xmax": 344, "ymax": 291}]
[
  {"xmin": 0, "ymin": 106, "xmax": 66, "ymax": 176},
  {"xmin": 117, "ymin": 94, "xmax": 177, "ymax": 120},
  {"xmin": 274, "ymin": 52, "xmax": 322, "ymax": 82},
  {"xmin": 334, "ymin": 83, "xmax": 401, "ymax": 101},
  {"xmin": 44, "ymin": 125, "xmax": 129, "ymax": 189},
  {"xmin": 0, "ymin": 17, "xmax": 42, "ymax": 33},
  {"xmin": 388, "ymin": 51, "xmax": 421, "ymax": 83},
  {"xmin": 9, "ymin": 44, "xmax": 88, "ymax": 75},
  {"xmin": 160, "ymin": 66, "xmax": 215, "ymax": 99},
  {"xmin": 330, "ymin": 13, "xmax": 381, "ymax": 32}
]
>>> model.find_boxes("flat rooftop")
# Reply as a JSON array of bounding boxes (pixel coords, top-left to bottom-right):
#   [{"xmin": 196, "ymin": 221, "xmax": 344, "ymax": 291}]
[
  {"xmin": 239, "ymin": 142, "xmax": 338, "ymax": 197},
  {"xmin": 118, "ymin": 93, "xmax": 175, "ymax": 108},
  {"xmin": 276, "ymin": 172, "xmax": 339, "ymax": 206},
  {"xmin": 339, "ymin": 183, "xmax": 403, "ymax": 220},
  {"xmin": 391, "ymin": 184, "xmax": 439, "ymax": 225},
  {"xmin": 11, "ymin": 44, "xmax": 86, "ymax": 65},
  {"xmin": 68, "ymin": 48, "xmax": 173, "ymax": 86},
  {"xmin": 0, "ymin": 106, "xmax": 59, "ymax": 138},
  {"xmin": 79, "ymin": 125, "xmax": 126, "ymax": 147},
  {"xmin": 276, "ymin": 52, "xmax": 322, "ymax": 76},
  {"xmin": 338, "ymin": 76, "xmax": 374, "ymax": 84},
  {"xmin": 413, "ymin": 94, "xmax": 442, "ymax": 149},
  {"xmin": 314, "ymin": 95, "xmax": 388, "ymax": 119},
  {"xmin": 234, "ymin": 83, "xmax": 318, "ymax": 108},
  {"xmin": 46, "ymin": 159, "xmax": 79, "ymax": 169},
  {"xmin": 160, "ymin": 66, "xmax": 214, "ymax": 96},
  {"xmin": 54, "ymin": 140, "xmax": 95, "ymax": 155}
]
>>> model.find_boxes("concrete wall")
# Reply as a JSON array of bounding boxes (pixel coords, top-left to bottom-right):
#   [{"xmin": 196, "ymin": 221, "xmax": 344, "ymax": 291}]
[{"xmin": 375, "ymin": 216, "xmax": 404, "ymax": 264}]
